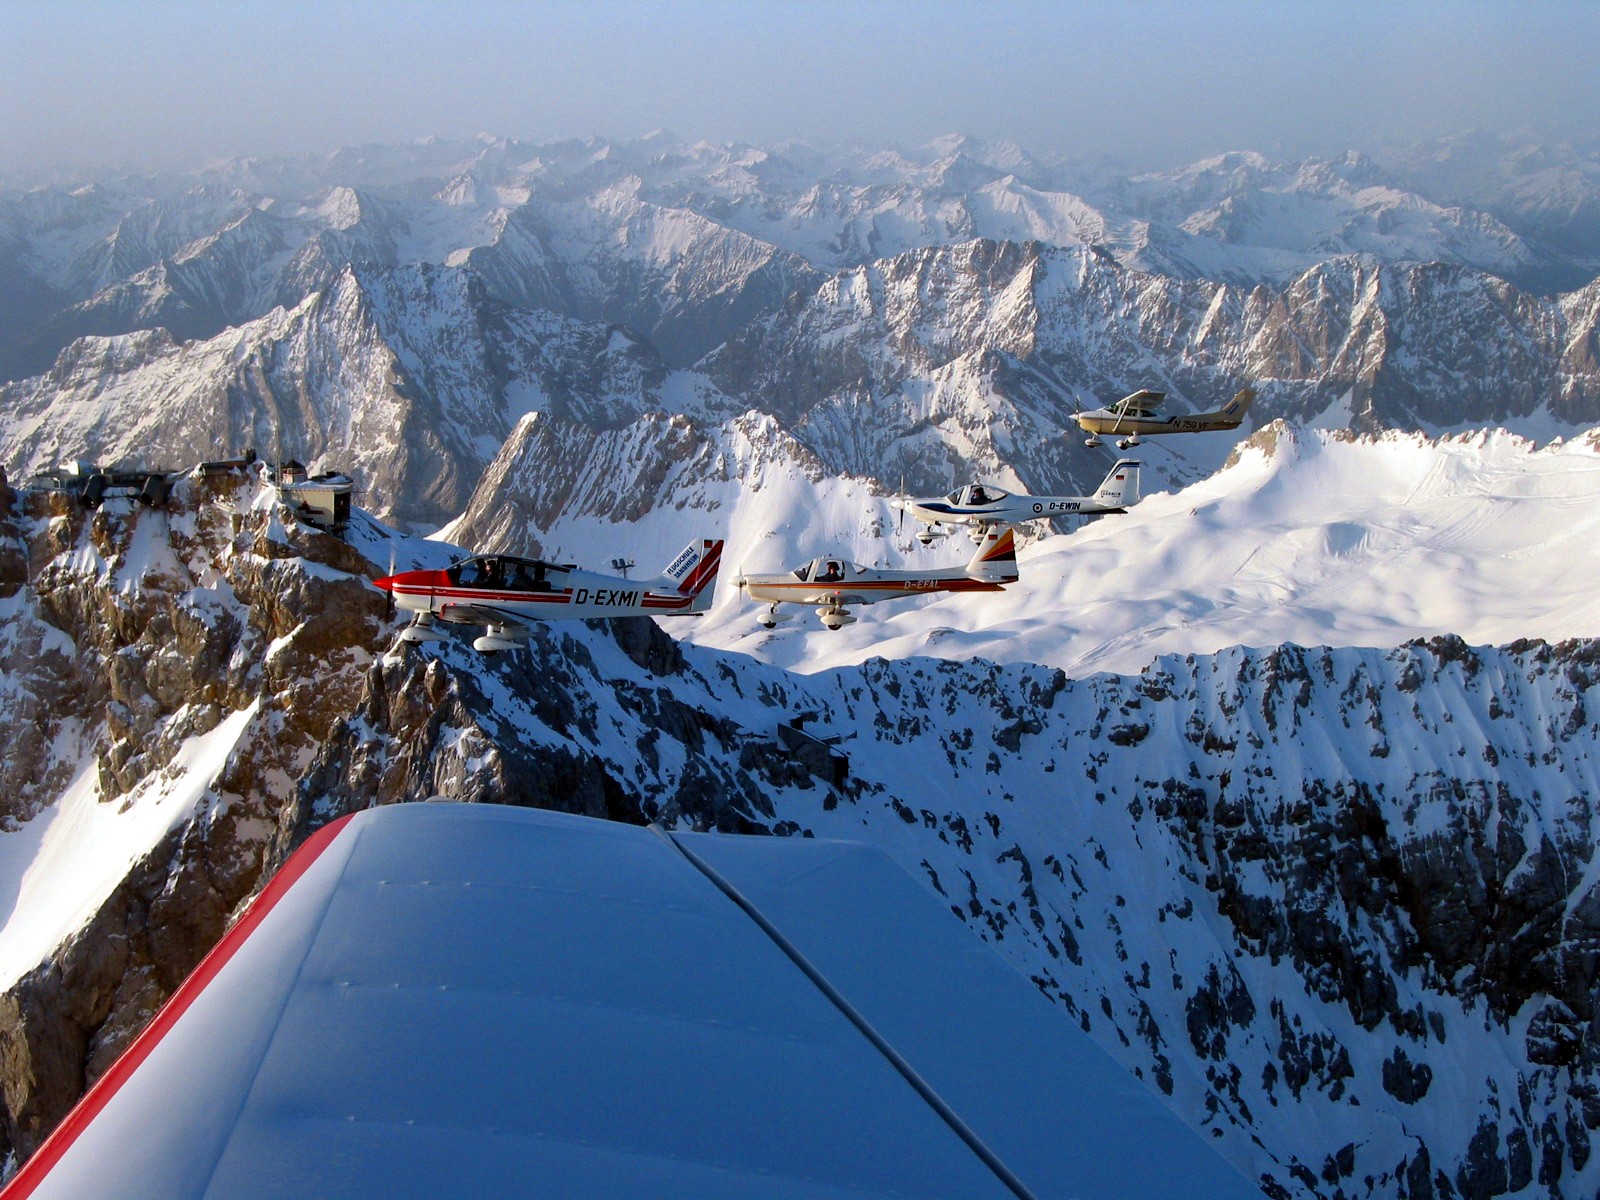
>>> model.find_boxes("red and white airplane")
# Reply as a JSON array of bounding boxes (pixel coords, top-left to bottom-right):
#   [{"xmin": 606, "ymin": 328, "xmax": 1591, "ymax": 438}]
[
  {"xmin": 737, "ymin": 526, "xmax": 1018, "ymax": 630},
  {"xmin": 375, "ymin": 538, "xmax": 723, "ymax": 654}
]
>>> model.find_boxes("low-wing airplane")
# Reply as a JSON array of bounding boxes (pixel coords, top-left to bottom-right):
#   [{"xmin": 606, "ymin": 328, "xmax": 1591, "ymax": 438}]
[
  {"xmin": 738, "ymin": 525, "xmax": 1017, "ymax": 630},
  {"xmin": 895, "ymin": 460, "xmax": 1139, "ymax": 543},
  {"xmin": 1076, "ymin": 386, "xmax": 1256, "ymax": 448},
  {"xmin": 375, "ymin": 538, "xmax": 723, "ymax": 654}
]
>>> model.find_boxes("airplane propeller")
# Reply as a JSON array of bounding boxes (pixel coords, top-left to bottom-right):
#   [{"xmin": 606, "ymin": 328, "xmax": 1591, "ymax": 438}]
[{"xmin": 384, "ymin": 538, "xmax": 396, "ymax": 621}]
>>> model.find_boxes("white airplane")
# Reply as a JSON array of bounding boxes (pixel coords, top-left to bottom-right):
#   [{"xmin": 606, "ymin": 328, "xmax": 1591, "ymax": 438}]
[
  {"xmin": 375, "ymin": 538, "xmax": 722, "ymax": 654},
  {"xmin": 1077, "ymin": 386, "xmax": 1256, "ymax": 448},
  {"xmin": 738, "ymin": 526, "xmax": 1017, "ymax": 630},
  {"xmin": 895, "ymin": 460, "xmax": 1139, "ymax": 544}
]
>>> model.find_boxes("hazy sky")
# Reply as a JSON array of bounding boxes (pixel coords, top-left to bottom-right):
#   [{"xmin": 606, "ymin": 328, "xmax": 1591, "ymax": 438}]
[{"xmin": 3, "ymin": 0, "xmax": 1596, "ymax": 176}]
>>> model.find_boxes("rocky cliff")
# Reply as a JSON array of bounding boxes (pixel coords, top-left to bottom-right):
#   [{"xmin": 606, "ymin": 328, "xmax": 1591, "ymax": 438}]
[
  {"xmin": 2, "ymin": 477, "xmax": 1598, "ymax": 1198},
  {"xmin": 6, "ymin": 135, "xmax": 1600, "ymax": 531}
]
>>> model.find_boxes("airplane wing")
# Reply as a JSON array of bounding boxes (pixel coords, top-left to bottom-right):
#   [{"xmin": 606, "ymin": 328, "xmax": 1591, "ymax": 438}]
[
  {"xmin": 436, "ymin": 601, "xmax": 546, "ymax": 630},
  {"xmin": 820, "ymin": 589, "xmax": 870, "ymax": 606},
  {"xmin": 3, "ymin": 804, "xmax": 1262, "ymax": 1200}
]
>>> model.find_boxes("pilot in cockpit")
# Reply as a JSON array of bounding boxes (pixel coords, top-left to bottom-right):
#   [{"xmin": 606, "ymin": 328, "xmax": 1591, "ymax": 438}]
[
  {"xmin": 817, "ymin": 560, "xmax": 844, "ymax": 583},
  {"xmin": 968, "ymin": 485, "xmax": 990, "ymax": 505}
]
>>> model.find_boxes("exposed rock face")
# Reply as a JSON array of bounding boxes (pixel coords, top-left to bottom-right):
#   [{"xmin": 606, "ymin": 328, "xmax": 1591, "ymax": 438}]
[
  {"xmin": 442, "ymin": 408, "xmax": 829, "ymax": 557},
  {"xmin": 0, "ymin": 478, "xmax": 822, "ymax": 1164},
  {"xmin": 6, "ymin": 136, "xmax": 1600, "ymax": 530},
  {"xmin": 0, "ymin": 474, "xmax": 387, "ymax": 1162},
  {"xmin": 4, "ymin": 473, "xmax": 1600, "ymax": 1199}
]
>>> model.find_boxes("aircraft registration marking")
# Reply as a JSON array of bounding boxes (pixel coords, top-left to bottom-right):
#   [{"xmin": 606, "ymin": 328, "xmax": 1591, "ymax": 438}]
[{"xmin": 574, "ymin": 588, "xmax": 641, "ymax": 607}]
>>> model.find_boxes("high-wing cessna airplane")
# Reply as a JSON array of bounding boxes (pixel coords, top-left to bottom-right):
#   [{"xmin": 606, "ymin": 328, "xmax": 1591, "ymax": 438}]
[
  {"xmin": 895, "ymin": 460, "xmax": 1139, "ymax": 543},
  {"xmin": 1076, "ymin": 386, "xmax": 1256, "ymax": 448},
  {"xmin": 375, "ymin": 538, "xmax": 722, "ymax": 654},
  {"xmin": 738, "ymin": 526, "xmax": 1017, "ymax": 630}
]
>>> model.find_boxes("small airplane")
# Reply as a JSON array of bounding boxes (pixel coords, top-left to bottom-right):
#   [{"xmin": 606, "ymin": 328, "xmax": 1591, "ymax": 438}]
[
  {"xmin": 738, "ymin": 525, "xmax": 1017, "ymax": 630},
  {"xmin": 895, "ymin": 460, "xmax": 1140, "ymax": 544},
  {"xmin": 1076, "ymin": 386, "xmax": 1256, "ymax": 448},
  {"xmin": 375, "ymin": 538, "xmax": 723, "ymax": 655}
]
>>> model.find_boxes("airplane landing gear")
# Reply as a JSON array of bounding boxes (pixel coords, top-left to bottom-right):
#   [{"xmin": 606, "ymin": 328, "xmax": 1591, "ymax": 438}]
[
  {"xmin": 1116, "ymin": 436, "xmax": 1141, "ymax": 449},
  {"xmin": 760, "ymin": 603, "xmax": 779, "ymax": 630},
  {"xmin": 817, "ymin": 605, "xmax": 857, "ymax": 631},
  {"xmin": 399, "ymin": 613, "xmax": 447, "ymax": 644},
  {"xmin": 1083, "ymin": 436, "xmax": 1103, "ymax": 448},
  {"xmin": 473, "ymin": 624, "xmax": 528, "ymax": 653}
]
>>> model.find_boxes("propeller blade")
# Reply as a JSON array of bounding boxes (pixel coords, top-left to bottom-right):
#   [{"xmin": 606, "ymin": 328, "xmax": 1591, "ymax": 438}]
[{"xmin": 385, "ymin": 539, "xmax": 396, "ymax": 619}]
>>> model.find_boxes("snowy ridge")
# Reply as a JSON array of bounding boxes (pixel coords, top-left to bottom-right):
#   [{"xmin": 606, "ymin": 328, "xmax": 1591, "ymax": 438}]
[
  {"xmin": 2, "ymin": 470, "xmax": 1600, "ymax": 1197},
  {"xmin": 3, "ymin": 129, "xmax": 1600, "ymax": 1199},
  {"xmin": 5, "ymin": 139, "xmax": 1600, "ymax": 543},
  {"xmin": 684, "ymin": 424, "xmax": 1600, "ymax": 676}
]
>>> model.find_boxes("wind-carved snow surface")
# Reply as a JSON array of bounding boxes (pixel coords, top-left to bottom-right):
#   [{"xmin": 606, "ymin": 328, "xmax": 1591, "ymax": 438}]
[{"xmin": 682, "ymin": 425, "xmax": 1600, "ymax": 677}]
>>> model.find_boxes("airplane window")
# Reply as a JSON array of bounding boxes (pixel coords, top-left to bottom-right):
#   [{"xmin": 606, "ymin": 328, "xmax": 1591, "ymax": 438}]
[{"xmin": 945, "ymin": 490, "xmax": 964, "ymax": 504}]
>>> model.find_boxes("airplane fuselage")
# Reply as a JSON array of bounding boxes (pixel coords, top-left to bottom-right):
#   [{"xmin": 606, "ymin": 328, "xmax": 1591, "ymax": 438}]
[
  {"xmin": 1075, "ymin": 410, "xmax": 1242, "ymax": 436},
  {"xmin": 904, "ymin": 496, "xmax": 1124, "ymax": 525},
  {"xmin": 742, "ymin": 526, "xmax": 1016, "ymax": 628},
  {"xmin": 381, "ymin": 567, "xmax": 704, "ymax": 620},
  {"xmin": 741, "ymin": 569, "xmax": 1008, "ymax": 608}
]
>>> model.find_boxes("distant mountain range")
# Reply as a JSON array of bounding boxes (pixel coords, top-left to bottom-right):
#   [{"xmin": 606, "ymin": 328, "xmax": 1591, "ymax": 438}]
[
  {"xmin": 3, "ymin": 131, "xmax": 1599, "ymax": 535},
  {"xmin": 3, "ymin": 131, "xmax": 1600, "ymax": 1200}
]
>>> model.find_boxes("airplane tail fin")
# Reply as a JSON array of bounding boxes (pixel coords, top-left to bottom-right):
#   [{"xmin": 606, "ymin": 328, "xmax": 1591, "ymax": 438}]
[
  {"xmin": 966, "ymin": 524, "xmax": 1018, "ymax": 583},
  {"xmin": 658, "ymin": 538, "xmax": 724, "ymax": 613},
  {"xmin": 1094, "ymin": 460, "xmax": 1141, "ymax": 509},
  {"xmin": 1217, "ymin": 386, "xmax": 1257, "ymax": 425}
]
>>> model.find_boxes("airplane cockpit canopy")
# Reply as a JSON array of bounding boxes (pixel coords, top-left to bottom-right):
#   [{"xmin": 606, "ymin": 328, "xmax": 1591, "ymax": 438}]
[
  {"xmin": 447, "ymin": 554, "xmax": 574, "ymax": 592},
  {"xmin": 947, "ymin": 483, "xmax": 1010, "ymax": 507},
  {"xmin": 1111, "ymin": 389, "xmax": 1165, "ymax": 416},
  {"xmin": 792, "ymin": 557, "xmax": 859, "ymax": 584}
]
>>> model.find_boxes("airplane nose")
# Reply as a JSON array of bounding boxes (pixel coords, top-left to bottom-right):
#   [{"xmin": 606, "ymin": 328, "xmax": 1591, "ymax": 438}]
[{"xmin": 373, "ymin": 574, "xmax": 397, "ymax": 592}]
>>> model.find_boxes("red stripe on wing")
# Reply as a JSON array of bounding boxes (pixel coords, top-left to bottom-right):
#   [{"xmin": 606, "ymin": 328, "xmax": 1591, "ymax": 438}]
[{"xmin": 0, "ymin": 814, "xmax": 360, "ymax": 1198}]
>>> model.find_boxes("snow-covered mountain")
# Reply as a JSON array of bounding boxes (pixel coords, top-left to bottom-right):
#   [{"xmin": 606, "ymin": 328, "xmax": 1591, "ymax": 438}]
[
  {"xmin": 4, "ymin": 131, "xmax": 1596, "ymax": 384},
  {"xmin": 7, "ymin": 229, "xmax": 1599, "ymax": 542},
  {"xmin": 4, "ymin": 131, "xmax": 1600, "ymax": 1199},
  {"xmin": 1375, "ymin": 131, "xmax": 1600, "ymax": 276},
  {"xmin": 3, "ymin": 472, "xmax": 1599, "ymax": 1199},
  {"xmin": 4, "ymin": 131, "xmax": 1599, "ymax": 546}
]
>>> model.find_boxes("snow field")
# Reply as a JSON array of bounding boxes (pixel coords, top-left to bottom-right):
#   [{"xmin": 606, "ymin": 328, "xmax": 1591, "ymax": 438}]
[{"xmin": 683, "ymin": 425, "xmax": 1600, "ymax": 676}]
